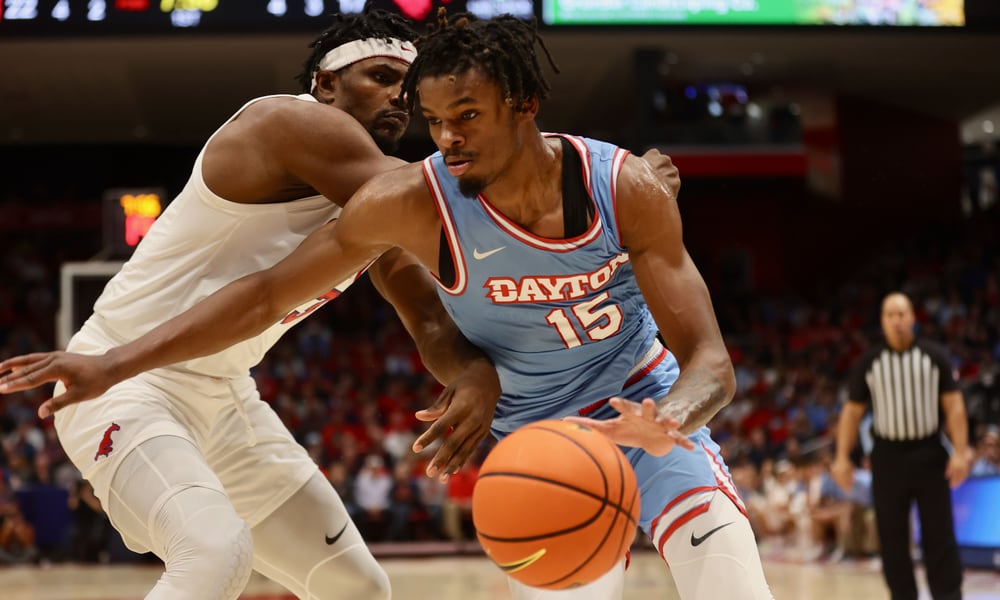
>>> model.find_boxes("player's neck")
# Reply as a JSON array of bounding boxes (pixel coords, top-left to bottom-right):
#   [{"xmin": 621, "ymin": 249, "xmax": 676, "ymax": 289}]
[{"xmin": 481, "ymin": 131, "xmax": 561, "ymax": 223}]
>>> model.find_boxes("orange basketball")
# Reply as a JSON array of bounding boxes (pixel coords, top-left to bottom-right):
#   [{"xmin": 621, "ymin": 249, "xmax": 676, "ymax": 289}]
[{"xmin": 472, "ymin": 420, "xmax": 640, "ymax": 590}]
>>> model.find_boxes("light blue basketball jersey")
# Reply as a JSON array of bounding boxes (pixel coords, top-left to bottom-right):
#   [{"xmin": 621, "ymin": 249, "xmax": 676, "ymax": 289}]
[
  {"xmin": 423, "ymin": 134, "xmax": 742, "ymax": 538},
  {"xmin": 423, "ymin": 134, "xmax": 679, "ymax": 438}
]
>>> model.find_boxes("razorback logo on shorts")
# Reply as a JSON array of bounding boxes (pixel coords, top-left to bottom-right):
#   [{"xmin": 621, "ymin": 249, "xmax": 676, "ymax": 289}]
[{"xmin": 94, "ymin": 422, "xmax": 121, "ymax": 461}]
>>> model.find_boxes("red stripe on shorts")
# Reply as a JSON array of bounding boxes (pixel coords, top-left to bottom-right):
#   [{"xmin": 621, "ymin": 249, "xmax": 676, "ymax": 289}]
[{"xmin": 577, "ymin": 348, "xmax": 670, "ymax": 416}]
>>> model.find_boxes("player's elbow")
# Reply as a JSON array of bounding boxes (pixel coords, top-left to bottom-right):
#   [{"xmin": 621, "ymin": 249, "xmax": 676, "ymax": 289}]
[
  {"xmin": 248, "ymin": 272, "xmax": 290, "ymax": 331},
  {"xmin": 712, "ymin": 350, "xmax": 737, "ymax": 408},
  {"xmin": 720, "ymin": 367, "xmax": 736, "ymax": 408}
]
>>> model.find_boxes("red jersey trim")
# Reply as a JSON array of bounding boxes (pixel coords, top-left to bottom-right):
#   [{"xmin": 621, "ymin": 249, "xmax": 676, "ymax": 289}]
[
  {"xmin": 610, "ymin": 148, "xmax": 631, "ymax": 249},
  {"xmin": 476, "ymin": 134, "xmax": 602, "ymax": 252},
  {"xmin": 422, "ymin": 157, "xmax": 468, "ymax": 296}
]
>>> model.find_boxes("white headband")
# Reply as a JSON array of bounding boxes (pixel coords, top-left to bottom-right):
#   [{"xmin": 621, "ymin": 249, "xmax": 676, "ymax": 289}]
[{"xmin": 309, "ymin": 37, "xmax": 417, "ymax": 92}]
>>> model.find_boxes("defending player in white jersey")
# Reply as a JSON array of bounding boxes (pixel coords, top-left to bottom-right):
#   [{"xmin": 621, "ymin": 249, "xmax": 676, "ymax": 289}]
[{"xmin": 0, "ymin": 9, "xmax": 503, "ymax": 600}]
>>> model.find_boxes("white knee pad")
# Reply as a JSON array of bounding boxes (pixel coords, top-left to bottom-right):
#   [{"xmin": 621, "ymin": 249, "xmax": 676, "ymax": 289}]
[
  {"xmin": 507, "ymin": 560, "xmax": 626, "ymax": 600},
  {"xmin": 149, "ymin": 487, "xmax": 254, "ymax": 600},
  {"xmin": 659, "ymin": 491, "xmax": 773, "ymax": 600},
  {"xmin": 107, "ymin": 437, "xmax": 254, "ymax": 600}
]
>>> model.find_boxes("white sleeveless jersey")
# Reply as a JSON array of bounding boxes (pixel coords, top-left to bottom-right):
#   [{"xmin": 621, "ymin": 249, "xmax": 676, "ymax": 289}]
[{"xmin": 77, "ymin": 93, "xmax": 359, "ymax": 378}]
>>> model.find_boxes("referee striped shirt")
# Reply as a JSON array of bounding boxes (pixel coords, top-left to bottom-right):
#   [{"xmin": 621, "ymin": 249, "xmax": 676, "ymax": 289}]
[{"xmin": 847, "ymin": 340, "xmax": 958, "ymax": 441}]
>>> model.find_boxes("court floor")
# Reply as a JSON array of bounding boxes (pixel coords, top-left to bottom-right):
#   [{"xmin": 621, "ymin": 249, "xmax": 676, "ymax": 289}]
[{"xmin": 2, "ymin": 552, "xmax": 999, "ymax": 600}]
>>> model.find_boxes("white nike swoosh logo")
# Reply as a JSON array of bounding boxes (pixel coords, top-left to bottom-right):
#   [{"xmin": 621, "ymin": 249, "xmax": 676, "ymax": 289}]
[{"xmin": 473, "ymin": 246, "xmax": 506, "ymax": 260}]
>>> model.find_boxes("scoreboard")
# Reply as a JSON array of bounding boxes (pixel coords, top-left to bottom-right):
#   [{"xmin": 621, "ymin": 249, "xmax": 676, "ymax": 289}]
[
  {"xmin": 542, "ymin": 0, "xmax": 967, "ymax": 26},
  {"xmin": 103, "ymin": 187, "xmax": 164, "ymax": 258},
  {"xmin": 0, "ymin": 0, "xmax": 534, "ymax": 34},
  {"xmin": 1, "ymin": 0, "xmax": 995, "ymax": 34}
]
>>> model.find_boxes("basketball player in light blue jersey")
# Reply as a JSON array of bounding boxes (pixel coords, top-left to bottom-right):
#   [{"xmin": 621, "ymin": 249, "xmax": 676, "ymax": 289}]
[{"xmin": 0, "ymin": 11, "xmax": 772, "ymax": 600}]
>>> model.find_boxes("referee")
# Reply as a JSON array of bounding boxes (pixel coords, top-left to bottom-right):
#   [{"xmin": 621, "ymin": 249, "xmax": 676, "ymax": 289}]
[{"xmin": 833, "ymin": 292, "xmax": 971, "ymax": 600}]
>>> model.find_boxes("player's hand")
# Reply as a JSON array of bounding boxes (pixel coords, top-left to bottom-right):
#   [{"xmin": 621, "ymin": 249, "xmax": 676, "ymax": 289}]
[
  {"xmin": 0, "ymin": 351, "xmax": 117, "ymax": 419},
  {"xmin": 945, "ymin": 449, "xmax": 972, "ymax": 489},
  {"xmin": 564, "ymin": 397, "xmax": 695, "ymax": 456},
  {"xmin": 640, "ymin": 148, "xmax": 681, "ymax": 200},
  {"xmin": 830, "ymin": 457, "xmax": 855, "ymax": 494},
  {"xmin": 412, "ymin": 359, "xmax": 500, "ymax": 482}
]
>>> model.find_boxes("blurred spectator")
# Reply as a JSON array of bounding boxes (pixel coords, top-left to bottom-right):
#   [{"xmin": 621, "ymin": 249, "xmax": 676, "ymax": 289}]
[
  {"xmin": 67, "ymin": 480, "xmax": 112, "ymax": 563},
  {"xmin": 327, "ymin": 460, "xmax": 359, "ymax": 523},
  {"xmin": 809, "ymin": 454, "xmax": 877, "ymax": 562},
  {"xmin": 970, "ymin": 425, "xmax": 999, "ymax": 477},
  {"xmin": 731, "ymin": 461, "xmax": 767, "ymax": 538},
  {"xmin": 442, "ymin": 460, "xmax": 479, "ymax": 542},
  {"xmin": 354, "ymin": 454, "xmax": 392, "ymax": 541},
  {"xmin": 761, "ymin": 459, "xmax": 810, "ymax": 553},
  {"xmin": 0, "ymin": 471, "xmax": 36, "ymax": 563},
  {"xmin": 387, "ymin": 460, "xmax": 425, "ymax": 541},
  {"xmin": 382, "ymin": 409, "xmax": 418, "ymax": 464},
  {"xmin": 415, "ymin": 466, "xmax": 447, "ymax": 540}
]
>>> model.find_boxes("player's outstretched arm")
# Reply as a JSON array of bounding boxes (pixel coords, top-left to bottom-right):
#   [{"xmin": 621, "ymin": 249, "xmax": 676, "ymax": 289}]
[
  {"xmin": 1, "ymin": 176, "xmax": 402, "ymax": 418},
  {"xmin": 368, "ymin": 247, "xmax": 500, "ymax": 480}
]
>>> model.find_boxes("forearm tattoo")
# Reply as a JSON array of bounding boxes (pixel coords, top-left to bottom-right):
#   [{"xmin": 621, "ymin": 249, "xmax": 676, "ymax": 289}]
[{"xmin": 657, "ymin": 367, "xmax": 730, "ymax": 434}]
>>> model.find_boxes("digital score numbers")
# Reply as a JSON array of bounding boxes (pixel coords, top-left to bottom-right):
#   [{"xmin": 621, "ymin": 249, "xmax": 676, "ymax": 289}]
[
  {"xmin": 103, "ymin": 188, "xmax": 164, "ymax": 258},
  {"xmin": 0, "ymin": 1, "xmax": 534, "ymax": 34}
]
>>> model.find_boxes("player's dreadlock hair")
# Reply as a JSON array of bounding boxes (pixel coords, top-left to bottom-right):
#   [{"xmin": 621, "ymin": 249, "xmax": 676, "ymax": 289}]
[
  {"xmin": 295, "ymin": 5, "xmax": 417, "ymax": 93},
  {"xmin": 401, "ymin": 9, "xmax": 560, "ymax": 114}
]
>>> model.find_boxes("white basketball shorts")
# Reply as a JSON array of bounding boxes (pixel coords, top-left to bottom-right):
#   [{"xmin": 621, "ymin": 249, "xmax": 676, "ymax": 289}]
[{"xmin": 53, "ymin": 328, "xmax": 317, "ymax": 531}]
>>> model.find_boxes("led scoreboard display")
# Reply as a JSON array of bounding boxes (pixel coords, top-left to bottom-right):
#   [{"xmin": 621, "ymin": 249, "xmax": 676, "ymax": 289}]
[
  {"xmin": 2, "ymin": 0, "xmax": 994, "ymax": 31},
  {"xmin": 103, "ymin": 187, "xmax": 164, "ymax": 258},
  {"xmin": 542, "ymin": 0, "xmax": 966, "ymax": 26},
  {"xmin": 0, "ymin": 0, "xmax": 534, "ymax": 34}
]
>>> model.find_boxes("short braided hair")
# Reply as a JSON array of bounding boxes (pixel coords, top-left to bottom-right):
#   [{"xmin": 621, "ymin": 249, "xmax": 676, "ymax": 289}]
[
  {"xmin": 401, "ymin": 9, "xmax": 559, "ymax": 113},
  {"xmin": 295, "ymin": 7, "xmax": 417, "ymax": 93}
]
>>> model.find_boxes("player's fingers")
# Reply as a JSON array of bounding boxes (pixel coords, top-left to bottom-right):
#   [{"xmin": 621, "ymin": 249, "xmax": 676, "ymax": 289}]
[
  {"xmin": 415, "ymin": 389, "xmax": 453, "ymax": 422},
  {"xmin": 37, "ymin": 390, "xmax": 76, "ymax": 419},
  {"xmin": 608, "ymin": 396, "xmax": 641, "ymax": 417},
  {"xmin": 562, "ymin": 416, "xmax": 614, "ymax": 434},
  {"xmin": 0, "ymin": 363, "xmax": 59, "ymax": 393},
  {"xmin": 38, "ymin": 401, "xmax": 55, "ymax": 419},
  {"xmin": 426, "ymin": 433, "xmax": 464, "ymax": 481},
  {"xmin": 425, "ymin": 424, "xmax": 465, "ymax": 472},
  {"xmin": 0, "ymin": 353, "xmax": 51, "ymax": 374},
  {"xmin": 413, "ymin": 409, "xmax": 444, "ymax": 422},
  {"xmin": 671, "ymin": 431, "xmax": 695, "ymax": 451},
  {"xmin": 413, "ymin": 415, "xmax": 455, "ymax": 453},
  {"xmin": 439, "ymin": 427, "xmax": 484, "ymax": 477},
  {"xmin": 640, "ymin": 398, "xmax": 658, "ymax": 420},
  {"xmin": 657, "ymin": 416, "xmax": 682, "ymax": 430}
]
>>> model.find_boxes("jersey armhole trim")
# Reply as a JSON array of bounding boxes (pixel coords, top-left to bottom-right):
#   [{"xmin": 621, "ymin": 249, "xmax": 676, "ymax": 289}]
[
  {"xmin": 422, "ymin": 157, "xmax": 468, "ymax": 296},
  {"xmin": 610, "ymin": 148, "xmax": 632, "ymax": 249},
  {"xmin": 193, "ymin": 94, "xmax": 330, "ymax": 214}
]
